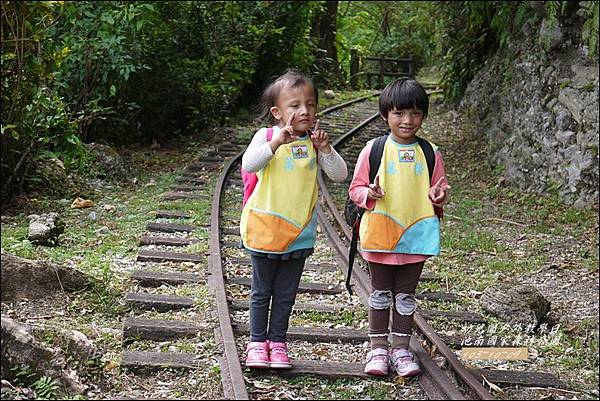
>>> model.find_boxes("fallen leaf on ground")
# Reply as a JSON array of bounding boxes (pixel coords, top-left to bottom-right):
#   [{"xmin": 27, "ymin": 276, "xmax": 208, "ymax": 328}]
[
  {"xmin": 71, "ymin": 197, "xmax": 94, "ymax": 208},
  {"xmin": 104, "ymin": 361, "xmax": 120, "ymax": 371}
]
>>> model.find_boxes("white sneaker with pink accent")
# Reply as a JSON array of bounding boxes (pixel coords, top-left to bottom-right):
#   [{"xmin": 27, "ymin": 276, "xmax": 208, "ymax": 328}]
[
  {"xmin": 389, "ymin": 348, "xmax": 421, "ymax": 377},
  {"xmin": 364, "ymin": 348, "xmax": 389, "ymax": 376}
]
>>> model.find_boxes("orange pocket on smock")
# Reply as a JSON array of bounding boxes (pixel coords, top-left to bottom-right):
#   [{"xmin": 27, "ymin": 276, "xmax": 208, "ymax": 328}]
[{"xmin": 362, "ymin": 212, "xmax": 404, "ymax": 251}]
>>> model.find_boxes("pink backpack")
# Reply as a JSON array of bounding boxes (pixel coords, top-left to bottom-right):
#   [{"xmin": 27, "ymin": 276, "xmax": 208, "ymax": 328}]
[{"xmin": 241, "ymin": 127, "xmax": 274, "ymax": 206}]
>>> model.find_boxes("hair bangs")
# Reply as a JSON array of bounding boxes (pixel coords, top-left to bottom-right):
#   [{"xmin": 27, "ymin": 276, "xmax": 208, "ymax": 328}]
[
  {"xmin": 379, "ymin": 79, "xmax": 429, "ymax": 119},
  {"xmin": 256, "ymin": 69, "xmax": 318, "ymax": 125}
]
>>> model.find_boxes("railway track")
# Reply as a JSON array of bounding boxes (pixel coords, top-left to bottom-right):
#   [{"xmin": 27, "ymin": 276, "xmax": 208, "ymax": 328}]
[{"xmin": 119, "ymin": 93, "xmax": 566, "ymax": 399}]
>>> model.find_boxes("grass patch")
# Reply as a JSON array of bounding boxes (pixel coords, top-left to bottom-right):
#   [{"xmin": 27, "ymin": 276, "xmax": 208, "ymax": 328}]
[
  {"xmin": 442, "ymin": 227, "xmax": 501, "ymax": 254},
  {"xmin": 319, "ymin": 89, "xmax": 377, "ymax": 111},
  {"xmin": 0, "ymin": 135, "xmax": 218, "ymax": 337},
  {"xmin": 127, "ymin": 334, "xmax": 215, "ymax": 354},
  {"xmin": 291, "ymin": 309, "xmax": 367, "ymax": 327}
]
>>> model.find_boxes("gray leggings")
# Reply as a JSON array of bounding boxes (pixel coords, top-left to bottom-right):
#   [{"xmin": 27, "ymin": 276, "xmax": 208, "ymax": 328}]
[{"xmin": 249, "ymin": 255, "xmax": 305, "ymax": 342}]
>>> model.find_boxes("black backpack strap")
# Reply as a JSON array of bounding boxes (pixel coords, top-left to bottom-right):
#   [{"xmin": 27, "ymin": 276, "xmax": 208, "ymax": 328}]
[
  {"xmin": 416, "ymin": 136, "xmax": 435, "ymax": 182},
  {"xmin": 346, "ymin": 134, "xmax": 388, "ymax": 295},
  {"xmin": 416, "ymin": 136, "xmax": 443, "ymax": 218},
  {"xmin": 346, "ymin": 227, "xmax": 359, "ymax": 295},
  {"xmin": 368, "ymin": 134, "xmax": 388, "ymax": 183}
]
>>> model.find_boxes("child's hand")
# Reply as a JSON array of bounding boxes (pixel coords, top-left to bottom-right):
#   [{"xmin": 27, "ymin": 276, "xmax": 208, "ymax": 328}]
[
  {"xmin": 272, "ymin": 112, "xmax": 299, "ymax": 148},
  {"xmin": 309, "ymin": 120, "xmax": 331, "ymax": 154},
  {"xmin": 367, "ymin": 176, "xmax": 385, "ymax": 200},
  {"xmin": 429, "ymin": 176, "xmax": 450, "ymax": 204}
]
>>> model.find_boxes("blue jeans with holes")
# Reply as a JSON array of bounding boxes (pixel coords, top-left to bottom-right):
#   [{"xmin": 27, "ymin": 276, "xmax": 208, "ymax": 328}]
[{"xmin": 249, "ymin": 255, "xmax": 305, "ymax": 342}]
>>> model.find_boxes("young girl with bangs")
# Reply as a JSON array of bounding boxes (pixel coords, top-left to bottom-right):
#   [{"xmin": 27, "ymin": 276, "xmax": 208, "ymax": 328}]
[
  {"xmin": 348, "ymin": 78, "xmax": 450, "ymax": 377},
  {"xmin": 240, "ymin": 69, "xmax": 348, "ymax": 369}
]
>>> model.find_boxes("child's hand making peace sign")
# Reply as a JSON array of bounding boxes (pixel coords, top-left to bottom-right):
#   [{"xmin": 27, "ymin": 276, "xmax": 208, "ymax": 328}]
[
  {"xmin": 309, "ymin": 119, "xmax": 332, "ymax": 154},
  {"xmin": 428, "ymin": 176, "xmax": 450, "ymax": 204},
  {"xmin": 272, "ymin": 112, "xmax": 300, "ymax": 148},
  {"xmin": 367, "ymin": 176, "xmax": 385, "ymax": 200},
  {"xmin": 271, "ymin": 113, "xmax": 333, "ymax": 155}
]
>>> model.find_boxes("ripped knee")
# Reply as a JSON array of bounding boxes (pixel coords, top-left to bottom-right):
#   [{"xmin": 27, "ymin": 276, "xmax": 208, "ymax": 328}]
[
  {"xmin": 368, "ymin": 290, "xmax": 393, "ymax": 309},
  {"xmin": 395, "ymin": 293, "xmax": 417, "ymax": 315}
]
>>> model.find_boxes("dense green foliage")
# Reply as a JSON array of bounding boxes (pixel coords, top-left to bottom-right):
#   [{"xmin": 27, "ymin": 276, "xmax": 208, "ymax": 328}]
[
  {"xmin": 336, "ymin": 1, "xmax": 441, "ymax": 79},
  {"xmin": 1, "ymin": 1, "xmax": 597, "ymax": 202},
  {"xmin": 107, "ymin": 1, "xmax": 319, "ymax": 142},
  {"xmin": 337, "ymin": 1, "xmax": 598, "ymax": 102},
  {"xmin": 1, "ymin": 1, "xmax": 154, "ymax": 197},
  {"xmin": 431, "ymin": 1, "xmax": 598, "ymax": 103},
  {"xmin": 1, "ymin": 1, "xmax": 321, "ymax": 200},
  {"xmin": 48, "ymin": 2, "xmax": 152, "ymax": 140}
]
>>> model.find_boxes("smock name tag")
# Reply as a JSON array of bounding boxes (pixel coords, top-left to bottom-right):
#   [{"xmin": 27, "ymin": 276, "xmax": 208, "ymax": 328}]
[
  {"xmin": 292, "ymin": 145, "xmax": 309, "ymax": 159},
  {"xmin": 399, "ymin": 148, "xmax": 415, "ymax": 162}
]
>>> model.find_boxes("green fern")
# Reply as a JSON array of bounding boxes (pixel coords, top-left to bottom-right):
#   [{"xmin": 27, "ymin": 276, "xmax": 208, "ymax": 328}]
[
  {"xmin": 545, "ymin": 1, "xmax": 561, "ymax": 19},
  {"xmin": 581, "ymin": 1, "xmax": 599, "ymax": 57},
  {"xmin": 33, "ymin": 376, "xmax": 60, "ymax": 400},
  {"xmin": 515, "ymin": 1, "xmax": 532, "ymax": 26},
  {"xmin": 11, "ymin": 365, "xmax": 36, "ymax": 384}
]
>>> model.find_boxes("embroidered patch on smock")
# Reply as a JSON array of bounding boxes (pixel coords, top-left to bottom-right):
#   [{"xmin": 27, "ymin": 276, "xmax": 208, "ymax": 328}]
[
  {"xmin": 291, "ymin": 145, "xmax": 309, "ymax": 159},
  {"xmin": 398, "ymin": 148, "xmax": 415, "ymax": 162}
]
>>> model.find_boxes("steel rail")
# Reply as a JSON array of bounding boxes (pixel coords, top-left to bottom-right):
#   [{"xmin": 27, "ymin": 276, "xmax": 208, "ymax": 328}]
[
  {"xmin": 209, "ymin": 154, "xmax": 249, "ymax": 400},
  {"xmin": 318, "ymin": 92, "xmax": 380, "ymax": 115},
  {"xmin": 415, "ymin": 314, "xmax": 495, "ymax": 400}
]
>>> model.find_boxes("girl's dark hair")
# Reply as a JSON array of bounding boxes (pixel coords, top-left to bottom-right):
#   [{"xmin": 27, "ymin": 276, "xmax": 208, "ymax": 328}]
[
  {"xmin": 379, "ymin": 79, "xmax": 429, "ymax": 119},
  {"xmin": 256, "ymin": 69, "xmax": 318, "ymax": 125}
]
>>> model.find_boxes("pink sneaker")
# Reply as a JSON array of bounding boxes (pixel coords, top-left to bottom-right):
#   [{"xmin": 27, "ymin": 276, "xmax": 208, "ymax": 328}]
[
  {"xmin": 364, "ymin": 348, "xmax": 389, "ymax": 376},
  {"xmin": 268, "ymin": 341, "xmax": 292, "ymax": 369},
  {"xmin": 389, "ymin": 348, "xmax": 421, "ymax": 377},
  {"xmin": 245, "ymin": 341, "xmax": 269, "ymax": 369}
]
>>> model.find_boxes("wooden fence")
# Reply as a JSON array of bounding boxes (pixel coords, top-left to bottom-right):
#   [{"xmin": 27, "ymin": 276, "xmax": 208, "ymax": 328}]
[{"xmin": 349, "ymin": 49, "xmax": 415, "ymax": 89}]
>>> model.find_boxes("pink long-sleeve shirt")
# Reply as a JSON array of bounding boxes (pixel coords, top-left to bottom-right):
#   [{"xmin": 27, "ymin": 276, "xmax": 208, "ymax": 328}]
[{"xmin": 348, "ymin": 139, "xmax": 449, "ymax": 265}]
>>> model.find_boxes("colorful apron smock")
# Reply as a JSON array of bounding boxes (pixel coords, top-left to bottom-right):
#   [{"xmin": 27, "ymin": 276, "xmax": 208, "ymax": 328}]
[
  {"xmin": 240, "ymin": 130, "xmax": 318, "ymax": 254},
  {"xmin": 359, "ymin": 137, "xmax": 440, "ymax": 255}
]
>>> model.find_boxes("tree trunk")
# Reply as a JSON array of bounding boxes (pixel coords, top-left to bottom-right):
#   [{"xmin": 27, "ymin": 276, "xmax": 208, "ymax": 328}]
[
  {"xmin": 381, "ymin": 5, "xmax": 391, "ymax": 37},
  {"xmin": 311, "ymin": 1, "xmax": 341, "ymax": 87}
]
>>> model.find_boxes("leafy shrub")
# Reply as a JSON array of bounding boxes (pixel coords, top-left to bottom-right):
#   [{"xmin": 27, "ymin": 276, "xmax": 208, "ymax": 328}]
[{"xmin": 1, "ymin": 2, "xmax": 80, "ymax": 200}]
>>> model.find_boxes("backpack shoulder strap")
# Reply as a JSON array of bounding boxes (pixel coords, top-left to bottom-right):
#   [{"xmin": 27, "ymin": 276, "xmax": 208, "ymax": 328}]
[
  {"xmin": 346, "ymin": 134, "xmax": 387, "ymax": 296},
  {"xmin": 416, "ymin": 136, "xmax": 435, "ymax": 183},
  {"xmin": 266, "ymin": 127, "xmax": 273, "ymax": 141},
  {"xmin": 416, "ymin": 136, "xmax": 444, "ymax": 218},
  {"xmin": 368, "ymin": 134, "xmax": 388, "ymax": 184}
]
